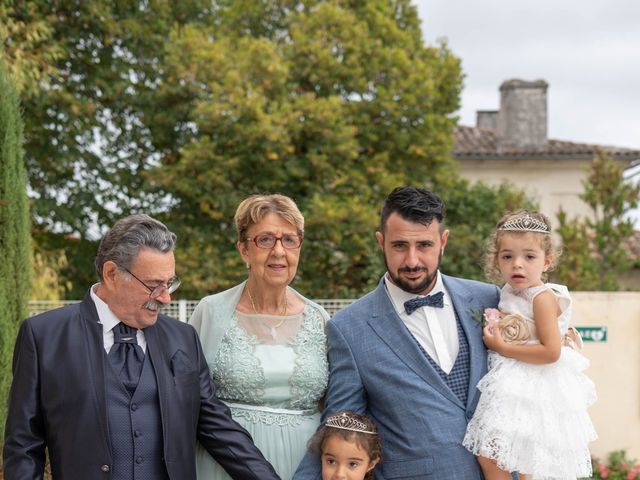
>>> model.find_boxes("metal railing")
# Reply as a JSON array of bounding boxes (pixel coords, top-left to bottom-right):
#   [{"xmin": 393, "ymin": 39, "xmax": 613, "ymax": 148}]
[{"xmin": 28, "ymin": 298, "xmax": 356, "ymax": 322}]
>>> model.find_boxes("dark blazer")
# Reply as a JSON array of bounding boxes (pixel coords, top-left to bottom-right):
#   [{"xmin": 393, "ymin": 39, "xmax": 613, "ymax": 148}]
[
  {"xmin": 294, "ymin": 274, "xmax": 501, "ymax": 480},
  {"xmin": 3, "ymin": 291, "xmax": 280, "ymax": 480}
]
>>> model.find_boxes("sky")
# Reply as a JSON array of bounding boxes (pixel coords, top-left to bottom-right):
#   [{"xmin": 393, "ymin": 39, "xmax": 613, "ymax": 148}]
[{"xmin": 416, "ymin": 0, "xmax": 640, "ymax": 151}]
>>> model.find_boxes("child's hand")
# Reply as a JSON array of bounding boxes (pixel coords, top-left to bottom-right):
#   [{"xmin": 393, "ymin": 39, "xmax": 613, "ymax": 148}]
[{"xmin": 483, "ymin": 324, "xmax": 507, "ymax": 353}]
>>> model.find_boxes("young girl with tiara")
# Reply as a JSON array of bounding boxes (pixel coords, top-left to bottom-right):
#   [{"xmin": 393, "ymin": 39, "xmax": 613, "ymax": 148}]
[
  {"xmin": 308, "ymin": 411, "xmax": 382, "ymax": 480},
  {"xmin": 463, "ymin": 210, "xmax": 597, "ymax": 480}
]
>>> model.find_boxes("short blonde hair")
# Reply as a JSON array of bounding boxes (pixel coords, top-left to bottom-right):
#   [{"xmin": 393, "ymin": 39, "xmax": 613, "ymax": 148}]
[
  {"xmin": 485, "ymin": 210, "xmax": 561, "ymax": 283},
  {"xmin": 234, "ymin": 194, "xmax": 304, "ymax": 242}
]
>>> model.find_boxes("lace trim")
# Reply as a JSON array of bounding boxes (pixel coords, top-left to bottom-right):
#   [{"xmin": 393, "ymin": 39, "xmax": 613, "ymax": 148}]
[
  {"xmin": 228, "ymin": 403, "xmax": 317, "ymax": 427},
  {"xmin": 210, "ymin": 302, "xmax": 328, "ymax": 409},
  {"xmin": 289, "ymin": 304, "xmax": 329, "ymax": 409},
  {"xmin": 212, "ymin": 324, "xmax": 265, "ymax": 404}
]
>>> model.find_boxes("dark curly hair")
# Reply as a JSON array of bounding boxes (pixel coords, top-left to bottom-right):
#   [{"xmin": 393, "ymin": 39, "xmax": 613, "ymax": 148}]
[{"xmin": 308, "ymin": 412, "xmax": 382, "ymax": 480}]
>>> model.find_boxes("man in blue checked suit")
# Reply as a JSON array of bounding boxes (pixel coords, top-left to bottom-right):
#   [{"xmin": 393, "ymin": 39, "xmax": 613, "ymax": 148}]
[{"xmin": 294, "ymin": 186, "xmax": 501, "ymax": 479}]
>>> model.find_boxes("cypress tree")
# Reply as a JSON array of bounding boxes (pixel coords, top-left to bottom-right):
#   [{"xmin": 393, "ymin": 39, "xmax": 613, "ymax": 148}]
[{"xmin": 0, "ymin": 59, "xmax": 32, "ymax": 436}]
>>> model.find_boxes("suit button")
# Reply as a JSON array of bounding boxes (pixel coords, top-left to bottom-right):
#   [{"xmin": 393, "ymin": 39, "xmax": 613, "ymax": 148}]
[
  {"xmin": 465, "ymin": 411, "xmax": 473, "ymax": 420},
  {"xmin": 134, "ymin": 430, "xmax": 141, "ymax": 437},
  {"xmin": 136, "ymin": 456, "xmax": 143, "ymax": 464},
  {"xmin": 101, "ymin": 464, "xmax": 110, "ymax": 472},
  {"xmin": 131, "ymin": 403, "xmax": 138, "ymax": 411}
]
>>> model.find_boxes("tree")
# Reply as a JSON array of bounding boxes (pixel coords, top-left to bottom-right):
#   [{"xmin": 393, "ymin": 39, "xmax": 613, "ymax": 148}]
[
  {"xmin": 2, "ymin": 0, "xmax": 214, "ymax": 297},
  {"xmin": 555, "ymin": 152, "xmax": 640, "ymax": 290},
  {"xmin": 0, "ymin": 2, "xmax": 63, "ymax": 97},
  {"xmin": 146, "ymin": 0, "xmax": 464, "ymax": 297},
  {"xmin": 441, "ymin": 178, "xmax": 536, "ymax": 281},
  {"xmin": 3, "ymin": 0, "xmax": 534, "ymax": 299},
  {"xmin": 31, "ymin": 240, "xmax": 70, "ymax": 301},
  {"xmin": 0, "ymin": 59, "xmax": 32, "ymax": 436}
]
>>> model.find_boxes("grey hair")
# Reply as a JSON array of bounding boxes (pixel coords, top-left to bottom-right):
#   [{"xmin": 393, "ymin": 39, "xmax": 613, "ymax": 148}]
[{"xmin": 95, "ymin": 214, "xmax": 177, "ymax": 280}]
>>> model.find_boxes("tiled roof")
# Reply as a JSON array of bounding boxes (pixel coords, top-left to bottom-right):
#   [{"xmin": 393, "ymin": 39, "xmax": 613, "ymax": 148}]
[{"xmin": 454, "ymin": 125, "xmax": 640, "ymax": 159}]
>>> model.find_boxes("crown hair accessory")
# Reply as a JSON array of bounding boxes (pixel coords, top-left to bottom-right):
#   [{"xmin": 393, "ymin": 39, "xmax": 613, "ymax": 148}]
[
  {"xmin": 499, "ymin": 214, "xmax": 550, "ymax": 234},
  {"xmin": 325, "ymin": 413, "xmax": 377, "ymax": 435}
]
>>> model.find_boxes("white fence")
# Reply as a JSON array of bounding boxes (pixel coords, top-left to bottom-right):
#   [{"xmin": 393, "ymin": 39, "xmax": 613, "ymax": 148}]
[{"xmin": 28, "ymin": 299, "xmax": 357, "ymax": 321}]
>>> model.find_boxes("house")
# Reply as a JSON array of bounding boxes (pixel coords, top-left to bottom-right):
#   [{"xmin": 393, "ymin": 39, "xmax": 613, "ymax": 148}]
[{"xmin": 454, "ymin": 79, "xmax": 640, "ymax": 224}]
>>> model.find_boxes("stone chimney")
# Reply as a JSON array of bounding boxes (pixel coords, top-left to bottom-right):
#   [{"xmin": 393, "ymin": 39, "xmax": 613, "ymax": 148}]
[
  {"xmin": 476, "ymin": 110, "xmax": 498, "ymax": 131},
  {"xmin": 496, "ymin": 79, "xmax": 548, "ymax": 151}
]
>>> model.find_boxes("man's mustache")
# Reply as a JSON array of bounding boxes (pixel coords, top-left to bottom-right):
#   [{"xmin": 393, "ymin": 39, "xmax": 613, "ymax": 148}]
[
  {"xmin": 398, "ymin": 266, "xmax": 427, "ymax": 273},
  {"xmin": 143, "ymin": 300, "xmax": 164, "ymax": 312}
]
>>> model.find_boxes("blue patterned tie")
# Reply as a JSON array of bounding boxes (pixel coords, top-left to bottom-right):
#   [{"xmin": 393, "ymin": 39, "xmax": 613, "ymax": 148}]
[
  {"xmin": 109, "ymin": 323, "xmax": 145, "ymax": 395},
  {"xmin": 404, "ymin": 291, "xmax": 445, "ymax": 315}
]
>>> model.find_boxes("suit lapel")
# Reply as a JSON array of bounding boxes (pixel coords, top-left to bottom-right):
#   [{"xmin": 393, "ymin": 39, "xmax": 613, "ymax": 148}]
[
  {"xmin": 79, "ymin": 292, "xmax": 112, "ymax": 455},
  {"xmin": 442, "ymin": 275, "xmax": 487, "ymax": 409},
  {"xmin": 144, "ymin": 321, "xmax": 170, "ymax": 442},
  {"xmin": 366, "ymin": 281, "xmax": 464, "ymax": 408}
]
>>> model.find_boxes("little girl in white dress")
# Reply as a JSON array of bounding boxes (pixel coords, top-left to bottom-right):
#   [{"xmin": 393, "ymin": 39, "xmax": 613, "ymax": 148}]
[{"xmin": 463, "ymin": 210, "xmax": 597, "ymax": 480}]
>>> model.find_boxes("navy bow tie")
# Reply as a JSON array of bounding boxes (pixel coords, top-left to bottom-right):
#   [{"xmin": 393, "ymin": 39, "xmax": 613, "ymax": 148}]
[{"xmin": 404, "ymin": 291, "xmax": 445, "ymax": 314}]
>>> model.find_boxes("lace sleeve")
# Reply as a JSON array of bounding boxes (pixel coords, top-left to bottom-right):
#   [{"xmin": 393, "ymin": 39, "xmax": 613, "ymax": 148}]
[
  {"xmin": 523, "ymin": 284, "xmax": 551, "ymax": 303},
  {"xmin": 528, "ymin": 284, "xmax": 572, "ymax": 315}
]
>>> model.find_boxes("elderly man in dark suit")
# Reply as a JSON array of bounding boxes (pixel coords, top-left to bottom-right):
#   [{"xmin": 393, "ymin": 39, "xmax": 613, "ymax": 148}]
[{"xmin": 3, "ymin": 214, "xmax": 279, "ymax": 480}]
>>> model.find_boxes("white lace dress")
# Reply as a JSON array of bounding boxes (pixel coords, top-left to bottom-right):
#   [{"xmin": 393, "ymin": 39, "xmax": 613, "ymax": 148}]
[{"xmin": 463, "ymin": 283, "xmax": 597, "ymax": 480}]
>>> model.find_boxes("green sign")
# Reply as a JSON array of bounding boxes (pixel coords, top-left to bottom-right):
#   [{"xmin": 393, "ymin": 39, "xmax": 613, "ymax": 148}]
[{"xmin": 576, "ymin": 326, "xmax": 607, "ymax": 343}]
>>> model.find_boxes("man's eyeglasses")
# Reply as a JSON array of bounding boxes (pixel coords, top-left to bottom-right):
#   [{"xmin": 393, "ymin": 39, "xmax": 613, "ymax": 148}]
[
  {"xmin": 246, "ymin": 233, "xmax": 303, "ymax": 250},
  {"xmin": 120, "ymin": 266, "xmax": 181, "ymax": 298}
]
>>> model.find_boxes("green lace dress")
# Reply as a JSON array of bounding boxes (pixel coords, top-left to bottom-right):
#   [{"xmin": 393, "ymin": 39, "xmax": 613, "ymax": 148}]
[{"xmin": 190, "ymin": 284, "xmax": 328, "ymax": 480}]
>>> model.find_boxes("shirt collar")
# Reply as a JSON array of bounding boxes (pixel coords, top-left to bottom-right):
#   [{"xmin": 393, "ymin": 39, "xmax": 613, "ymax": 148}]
[
  {"xmin": 90, "ymin": 283, "xmax": 122, "ymax": 333},
  {"xmin": 384, "ymin": 271, "xmax": 449, "ymax": 315}
]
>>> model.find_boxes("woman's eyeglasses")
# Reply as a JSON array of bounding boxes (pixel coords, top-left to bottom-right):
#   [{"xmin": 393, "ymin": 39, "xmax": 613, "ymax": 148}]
[{"xmin": 246, "ymin": 233, "xmax": 303, "ymax": 250}]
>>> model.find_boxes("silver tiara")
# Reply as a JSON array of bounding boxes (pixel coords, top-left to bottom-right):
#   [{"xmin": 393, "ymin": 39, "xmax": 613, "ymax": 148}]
[
  {"xmin": 325, "ymin": 413, "xmax": 377, "ymax": 435},
  {"xmin": 499, "ymin": 214, "xmax": 550, "ymax": 234}
]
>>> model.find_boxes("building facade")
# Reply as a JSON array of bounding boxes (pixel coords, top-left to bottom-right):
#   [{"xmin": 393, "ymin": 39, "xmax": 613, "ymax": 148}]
[{"xmin": 454, "ymin": 79, "xmax": 639, "ymax": 225}]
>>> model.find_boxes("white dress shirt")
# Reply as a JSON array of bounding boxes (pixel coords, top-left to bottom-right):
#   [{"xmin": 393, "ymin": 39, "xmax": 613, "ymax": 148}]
[
  {"xmin": 90, "ymin": 284, "xmax": 147, "ymax": 353},
  {"xmin": 384, "ymin": 272, "xmax": 459, "ymax": 373}
]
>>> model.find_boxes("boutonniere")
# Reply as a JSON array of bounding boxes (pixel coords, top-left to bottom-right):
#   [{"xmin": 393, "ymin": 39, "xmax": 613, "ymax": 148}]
[{"xmin": 467, "ymin": 308, "xmax": 503, "ymax": 328}]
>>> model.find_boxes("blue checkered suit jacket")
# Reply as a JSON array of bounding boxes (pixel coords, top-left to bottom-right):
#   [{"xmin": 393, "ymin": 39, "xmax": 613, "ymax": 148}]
[{"xmin": 294, "ymin": 274, "xmax": 500, "ymax": 480}]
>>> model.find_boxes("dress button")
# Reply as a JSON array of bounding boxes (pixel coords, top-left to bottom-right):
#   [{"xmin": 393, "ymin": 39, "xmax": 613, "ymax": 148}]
[
  {"xmin": 131, "ymin": 403, "xmax": 138, "ymax": 411},
  {"xmin": 101, "ymin": 464, "xmax": 110, "ymax": 472},
  {"xmin": 136, "ymin": 456, "xmax": 143, "ymax": 464}
]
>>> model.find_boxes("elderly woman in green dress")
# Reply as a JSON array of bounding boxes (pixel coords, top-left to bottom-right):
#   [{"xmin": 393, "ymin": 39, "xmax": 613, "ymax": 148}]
[{"xmin": 189, "ymin": 194, "xmax": 329, "ymax": 480}]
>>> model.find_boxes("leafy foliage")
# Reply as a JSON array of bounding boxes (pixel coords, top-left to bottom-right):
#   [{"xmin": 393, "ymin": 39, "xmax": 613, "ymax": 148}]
[
  {"xmin": 586, "ymin": 450, "xmax": 640, "ymax": 480},
  {"xmin": 441, "ymin": 178, "xmax": 536, "ymax": 282},
  {"xmin": 3, "ymin": 0, "xmax": 534, "ymax": 299},
  {"xmin": 555, "ymin": 152, "xmax": 640, "ymax": 290},
  {"xmin": 2, "ymin": 0, "xmax": 214, "ymax": 297},
  {"xmin": 30, "ymin": 238, "xmax": 71, "ymax": 301},
  {"xmin": 147, "ymin": 0, "xmax": 464, "ymax": 297},
  {"xmin": 0, "ymin": 2, "xmax": 63, "ymax": 96},
  {"xmin": 0, "ymin": 59, "xmax": 32, "ymax": 436}
]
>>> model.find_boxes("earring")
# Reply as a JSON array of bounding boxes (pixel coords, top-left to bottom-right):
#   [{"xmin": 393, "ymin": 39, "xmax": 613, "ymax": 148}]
[{"xmin": 246, "ymin": 262, "xmax": 251, "ymax": 270}]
